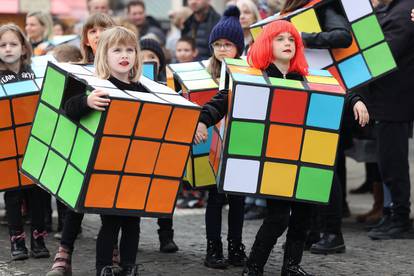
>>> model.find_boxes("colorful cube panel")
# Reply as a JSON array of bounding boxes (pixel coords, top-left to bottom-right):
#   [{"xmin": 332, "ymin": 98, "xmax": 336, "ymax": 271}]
[
  {"xmin": 214, "ymin": 58, "xmax": 345, "ymax": 204},
  {"xmin": 249, "ymin": 0, "xmax": 396, "ymax": 90},
  {"xmin": 167, "ymin": 60, "xmax": 219, "ymax": 188},
  {"xmin": 21, "ymin": 62, "xmax": 200, "ymax": 218}
]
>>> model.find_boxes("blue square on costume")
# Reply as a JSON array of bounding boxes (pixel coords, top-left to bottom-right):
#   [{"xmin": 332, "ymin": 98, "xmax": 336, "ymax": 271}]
[
  {"xmin": 0, "ymin": 85, "xmax": 5, "ymax": 97},
  {"xmin": 232, "ymin": 73, "xmax": 267, "ymax": 85},
  {"xmin": 143, "ymin": 63, "xmax": 156, "ymax": 80},
  {"xmin": 308, "ymin": 69, "xmax": 332, "ymax": 77},
  {"xmin": 192, "ymin": 127, "xmax": 213, "ymax": 155},
  {"xmin": 3, "ymin": 80, "xmax": 38, "ymax": 96},
  {"xmin": 338, "ymin": 54, "xmax": 371, "ymax": 89},
  {"xmin": 306, "ymin": 93, "xmax": 344, "ymax": 130}
]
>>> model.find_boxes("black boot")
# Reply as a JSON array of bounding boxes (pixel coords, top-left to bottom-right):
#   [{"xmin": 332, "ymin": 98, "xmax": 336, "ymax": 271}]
[
  {"xmin": 281, "ymin": 240, "xmax": 313, "ymax": 276},
  {"xmin": 30, "ymin": 230, "xmax": 50, "ymax": 258},
  {"xmin": 120, "ymin": 264, "xmax": 139, "ymax": 276},
  {"xmin": 204, "ymin": 239, "xmax": 228, "ymax": 269},
  {"xmin": 228, "ymin": 239, "xmax": 247, "ymax": 266},
  {"xmin": 242, "ymin": 261, "xmax": 263, "ymax": 276},
  {"xmin": 10, "ymin": 232, "xmax": 28, "ymax": 261},
  {"xmin": 158, "ymin": 229, "xmax": 178, "ymax": 253},
  {"xmin": 99, "ymin": 265, "xmax": 121, "ymax": 276},
  {"xmin": 310, "ymin": 232, "xmax": 345, "ymax": 254}
]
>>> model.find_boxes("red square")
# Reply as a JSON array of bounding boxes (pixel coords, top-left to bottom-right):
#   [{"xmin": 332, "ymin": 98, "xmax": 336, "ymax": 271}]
[
  {"xmin": 270, "ymin": 89, "xmax": 308, "ymax": 125},
  {"xmin": 189, "ymin": 90, "xmax": 217, "ymax": 106}
]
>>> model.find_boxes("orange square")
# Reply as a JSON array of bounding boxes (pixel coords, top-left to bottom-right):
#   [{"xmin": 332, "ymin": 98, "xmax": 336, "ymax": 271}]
[
  {"xmin": 19, "ymin": 158, "xmax": 33, "ymax": 186},
  {"xmin": 266, "ymin": 124, "xmax": 303, "ymax": 160},
  {"xmin": 145, "ymin": 178, "xmax": 180, "ymax": 213},
  {"xmin": 0, "ymin": 159, "xmax": 19, "ymax": 190},
  {"xmin": 164, "ymin": 108, "xmax": 199, "ymax": 143},
  {"xmin": 154, "ymin": 143, "xmax": 189, "ymax": 177},
  {"xmin": 116, "ymin": 175, "xmax": 150, "ymax": 210},
  {"xmin": 213, "ymin": 139, "xmax": 222, "ymax": 174},
  {"xmin": 124, "ymin": 140, "xmax": 160, "ymax": 174},
  {"xmin": 0, "ymin": 129, "xmax": 17, "ymax": 159},
  {"xmin": 332, "ymin": 35, "xmax": 359, "ymax": 62},
  {"xmin": 103, "ymin": 100, "xmax": 140, "ymax": 136},
  {"xmin": 135, "ymin": 103, "xmax": 171, "ymax": 139},
  {"xmin": 84, "ymin": 174, "xmax": 119, "ymax": 208},
  {"xmin": 12, "ymin": 95, "xmax": 39, "ymax": 125},
  {"xmin": 0, "ymin": 99, "xmax": 12, "ymax": 128},
  {"xmin": 94, "ymin": 137, "xmax": 130, "ymax": 171},
  {"xmin": 15, "ymin": 125, "xmax": 31, "ymax": 155}
]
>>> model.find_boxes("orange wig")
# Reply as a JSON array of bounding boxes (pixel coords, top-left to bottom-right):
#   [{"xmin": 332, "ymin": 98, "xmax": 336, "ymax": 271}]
[{"xmin": 247, "ymin": 20, "xmax": 308, "ymax": 76}]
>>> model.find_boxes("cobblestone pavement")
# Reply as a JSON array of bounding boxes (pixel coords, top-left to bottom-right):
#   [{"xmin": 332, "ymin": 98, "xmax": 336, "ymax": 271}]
[{"xmin": 1, "ymin": 158, "xmax": 414, "ymax": 276}]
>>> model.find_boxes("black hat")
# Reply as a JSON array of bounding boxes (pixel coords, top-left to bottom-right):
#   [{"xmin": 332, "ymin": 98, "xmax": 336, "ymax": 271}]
[{"xmin": 140, "ymin": 38, "xmax": 166, "ymax": 71}]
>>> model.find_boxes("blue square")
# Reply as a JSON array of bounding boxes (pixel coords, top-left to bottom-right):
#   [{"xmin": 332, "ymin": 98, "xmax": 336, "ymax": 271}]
[
  {"xmin": 143, "ymin": 63, "xmax": 156, "ymax": 80},
  {"xmin": 3, "ymin": 80, "xmax": 38, "ymax": 96},
  {"xmin": 0, "ymin": 85, "xmax": 5, "ymax": 98},
  {"xmin": 192, "ymin": 127, "xmax": 213, "ymax": 155},
  {"xmin": 338, "ymin": 54, "xmax": 371, "ymax": 89},
  {"xmin": 232, "ymin": 73, "xmax": 267, "ymax": 85},
  {"xmin": 308, "ymin": 69, "xmax": 332, "ymax": 77},
  {"xmin": 306, "ymin": 93, "xmax": 344, "ymax": 130}
]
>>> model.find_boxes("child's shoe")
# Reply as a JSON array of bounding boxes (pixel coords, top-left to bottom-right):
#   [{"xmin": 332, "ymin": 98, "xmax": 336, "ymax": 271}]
[
  {"xmin": 10, "ymin": 232, "xmax": 28, "ymax": 261},
  {"xmin": 204, "ymin": 239, "xmax": 228, "ymax": 269},
  {"xmin": 228, "ymin": 239, "xmax": 247, "ymax": 266},
  {"xmin": 46, "ymin": 246, "xmax": 72, "ymax": 276},
  {"xmin": 30, "ymin": 229, "xmax": 50, "ymax": 258}
]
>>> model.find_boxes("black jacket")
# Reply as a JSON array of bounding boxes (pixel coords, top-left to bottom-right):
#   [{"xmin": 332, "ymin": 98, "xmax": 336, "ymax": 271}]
[
  {"xmin": 0, "ymin": 64, "xmax": 35, "ymax": 84},
  {"xmin": 64, "ymin": 76, "xmax": 149, "ymax": 121},
  {"xmin": 182, "ymin": 6, "xmax": 221, "ymax": 61},
  {"xmin": 360, "ymin": 0, "xmax": 414, "ymax": 122}
]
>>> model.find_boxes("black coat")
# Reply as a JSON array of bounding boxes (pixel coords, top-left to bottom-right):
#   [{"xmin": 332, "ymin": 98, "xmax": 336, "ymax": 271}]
[{"xmin": 361, "ymin": 0, "xmax": 414, "ymax": 122}]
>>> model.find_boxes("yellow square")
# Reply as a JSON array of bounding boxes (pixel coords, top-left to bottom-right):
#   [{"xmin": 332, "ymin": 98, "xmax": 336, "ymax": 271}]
[
  {"xmin": 194, "ymin": 156, "xmax": 216, "ymax": 187},
  {"xmin": 301, "ymin": 130, "xmax": 339, "ymax": 166},
  {"xmin": 260, "ymin": 162, "xmax": 297, "ymax": 197},
  {"xmin": 250, "ymin": 26, "xmax": 263, "ymax": 41},
  {"xmin": 184, "ymin": 157, "xmax": 193, "ymax": 184},
  {"xmin": 184, "ymin": 79, "xmax": 218, "ymax": 90},
  {"xmin": 306, "ymin": 75, "xmax": 339, "ymax": 85},
  {"xmin": 290, "ymin": 9, "xmax": 321, "ymax": 33}
]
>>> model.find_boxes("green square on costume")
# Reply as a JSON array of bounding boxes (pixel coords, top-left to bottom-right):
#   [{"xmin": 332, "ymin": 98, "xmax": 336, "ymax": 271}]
[
  {"xmin": 228, "ymin": 121, "xmax": 265, "ymax": 157},
  {"xmin": 41, "ymin": 67, "xmax": 66, "ymax": 109},
  {"xmin": 363, "ymin": 42, "xmax": 396, "ymax": 77},
  {"xmin": 80, "ymin": 106, "xmax": 102, "ymax": 134},
  {"xmin": 352, "ymin": 15, "xmax": 384, "ymax": 50},
  {"xmin": 269, "ymin": 77, "xmax": 305, "ymax": 90},
  {"xmin": 295, "ymin": 166, "xmax": 334, "ymax": 203},
  {"xmin": 31, "ymin": 103, "xmax": 58, "ymax": 144},
  {"xmin": 58, "ymin": 165, "xmax": 84, "ymax": 208},
  {"xmin": 39, "ymin": 150, "xmax": 67, "ymax": 194},
  {"xmin": 51, "ymin": 115, "xmax": 77, "ymax": 158},
  {"xmin": 224, "ymin": 58, "xmax": 249, "ymax": 67},
  {"xmin": 21, "ymin": 137, "xmax": 49, "ymax": 179},
  {"xmin": 70, "ymin": 128, "xmax": 94, "ymax": 173}
]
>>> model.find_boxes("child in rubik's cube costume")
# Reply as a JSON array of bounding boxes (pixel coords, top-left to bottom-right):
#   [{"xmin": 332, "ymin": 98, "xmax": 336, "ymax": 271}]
[{"xmin": 196, "ymin": 19, "xmax": 370, "ymax": 275}]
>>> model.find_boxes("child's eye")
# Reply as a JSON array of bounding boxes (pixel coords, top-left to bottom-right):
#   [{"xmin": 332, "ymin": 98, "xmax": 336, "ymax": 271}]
[
  {"xmin": 0, "ymin": 43, "xmax": 6, "ymax": 48},
  {"xmin": 126, "ymin": 48, "xmax": 134, "ymax": 53}
]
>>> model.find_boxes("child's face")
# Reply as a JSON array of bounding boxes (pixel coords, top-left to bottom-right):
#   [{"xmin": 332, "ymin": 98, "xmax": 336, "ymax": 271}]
[
  {"xmin": 272, "ymin": 32, "xmax": 296, "ymax": 63},
  {"xmin": 53, "ymin": 24, "xmax": 64, "ymax": 36},
  {"xmin": 25, "ymin": 16, "xmax": 44, "ymax": 41},
  {"xmin": 211, "ymin": 38, "xmax": 238, "ymax": 62},
  {"xmin": 86, "ymin": 26, "xmax": 106, "ymax": 55},
  {"xmin": 0, "ymin": 31, "xmax": 25, "ymax": 65},
  {"xmin": 107, "ymin": 43, "xmax": 136, "ymax": 80},
  {"xmin": 175, "ymin": 41, "xmax": 197, "ymax": 63},
  {"xmin": 141, "ymin": 50, "xmax": 161, "ymax": 71}
]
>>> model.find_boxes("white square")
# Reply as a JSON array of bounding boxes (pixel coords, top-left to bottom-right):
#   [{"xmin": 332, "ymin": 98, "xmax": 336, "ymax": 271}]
[
  {"xmin": 232, "ymin": 84, "xmax": 269, "ymax": 120},
  {"xmin": 305, "ymin": 49, "xmax": 333, "ymax": 69},
  {"xmin": 223, "ymin": 158, "xmax": 260, "ymax": 193},
  {"xmin": 341, "ymin": 0, "xmax": 373, "ymax": 22}
]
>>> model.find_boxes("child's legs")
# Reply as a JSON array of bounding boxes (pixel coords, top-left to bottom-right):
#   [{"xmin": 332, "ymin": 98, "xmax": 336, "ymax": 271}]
[
  {"xmin": 96, "ymin": 215, "xmax": 122, "ymax": 274},
  {"xmin": 28, "ymin": 187, "xmax": 47, "ymax": 232},
  {"xmin": 119, "ymin": 217, "xmax": 141, "ymax": 267},
  {"xmin": 227, "ymin": 194, "xmax": 245, "ymax": 241},
  {"xmin": 5, "ymin": 190, "xmax": 23, "ymax": 235},
  {"xmin": 60, "ymin": 210, "xmax": 84, "ymax": 252},
  {"xmin": 56, "ymin": 199, "xmax": 68, "ymax": 231},
  {"xmin": 157, "ymin": 217, "xmax": 172, "ymax": 231},
  {"xmin": 205, "ymin": 187, "xmax": 226, "ymax": 240}
]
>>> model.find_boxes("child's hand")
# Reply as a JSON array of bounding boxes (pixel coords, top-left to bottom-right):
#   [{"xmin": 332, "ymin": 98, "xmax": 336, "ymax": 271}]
[
  {"xmin": 87, "ymin": 89, "xmax": 111, "ymax": 111},
  {"xmin": 353, "ymin": 100, "xmax": 369, "ymax": 127},
  {"xmin": 194, "ymin": 122, "xmax": 208, "ymax": 144}
]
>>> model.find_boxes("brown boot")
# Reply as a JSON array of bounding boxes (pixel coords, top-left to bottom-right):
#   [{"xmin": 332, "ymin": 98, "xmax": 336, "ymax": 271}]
[
  {"xmin": 46, "ymin": 246, "xmax": 72, "ymax": 276},
  {"xmin": 356, "ymin": 182, "xmax": 383, "ymax": 223}
]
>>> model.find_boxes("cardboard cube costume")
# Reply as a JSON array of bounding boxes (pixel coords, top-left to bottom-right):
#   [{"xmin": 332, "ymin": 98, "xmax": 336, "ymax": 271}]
[
  {"xmin": 22, "ymin": 62, "xmax": 201, "ymax": 217},
  {"xmin": 250, "ymin": 0, "xmax": 397, "ymax": 90},
  {"xmin": 0, "ymin": 55, "xmax": 55, "ymax": 191},
  {"xmin": 213, "ymin": 58, "xmax": 345, "ymax": 204},
  {"xmin": 167, "ymin": 61, "xmax": 218, "ymax": 188}
]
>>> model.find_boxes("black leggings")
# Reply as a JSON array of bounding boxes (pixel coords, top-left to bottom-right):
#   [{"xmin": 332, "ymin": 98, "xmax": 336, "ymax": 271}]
[
  {"xmin": 96, "ymin": 215, "xmax": 140, "ymax": 275},
  {"xmin": 60, "ymin": 210, "xmax": 84, "ymax": 252},
  {"xmin": 205, "ymin": 187, "xmax": 245, "ymax": 241}
]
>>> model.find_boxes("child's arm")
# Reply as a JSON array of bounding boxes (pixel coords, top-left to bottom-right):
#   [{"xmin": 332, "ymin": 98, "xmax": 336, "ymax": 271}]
[
  {"xmin": 346, "ymin": 90, "xmax": 369, "ymax": 127},
  {"xmin": 64, "ymin": 89, "xmax": 110, "ymax": 121}
]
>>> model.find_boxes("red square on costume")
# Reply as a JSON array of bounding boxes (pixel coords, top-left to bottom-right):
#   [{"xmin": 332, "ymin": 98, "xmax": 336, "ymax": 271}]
[
  {"xmin": 270, "ymin": 89, "xmax": 308, "ymax": 125},
  {"xmin": 189, "ymin": 90, "xmax": 217, "ymax": 106}
]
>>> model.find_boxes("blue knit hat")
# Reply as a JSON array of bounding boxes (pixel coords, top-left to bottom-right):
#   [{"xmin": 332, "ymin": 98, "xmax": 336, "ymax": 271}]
[{"xmin": 208, "ymin": 6, "xmax": 244, "ymax": 56}]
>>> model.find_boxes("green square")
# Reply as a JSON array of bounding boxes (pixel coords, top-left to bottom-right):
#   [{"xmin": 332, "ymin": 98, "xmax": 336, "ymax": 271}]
[
  {"xmin": 269, "ymin": 77, "xmax": 305, "ymax": 90},
  {"xmin": 39, "ymin": 150, "xmax": 67, "ymax": 193},
  {"xmin": 224, "ymin": 58, "xmax": 249, "ymax": 67},
  {"xmin": 352, "ymin": 15, "xmax": 384, "ymax": 50},
  {"xmin": 31, "ymin": 103, "xmax": 58, "ymax": 144},
  {"xmin": 80, "ymin": 109, "xmax": 102, "ymax": 134},
  {"xmin": 295, "ymin": 167, "xmax": 334, "ymax": 203},
  {"xmin": 363, "ymin": 42, "xmax": 396, "ymax": 77},
  {"xmin": 228, "ymin": 121, "xmax": 264, "ymax": 157},
  {"xmin": 41, "ymin": 67, "xmax": 66, "ymax": 109},
  {"xmin": 70, "ymin": 128, "xmax": 94, "ymax": 173},
  {"xmin": 58, "ymin": 165, "xmax": 84, "ymax": 208},
  {"xmin": 51, "ymin": 115, "xmax": 77, "ymax": 158},
  {"xmin": 21, "ymin": 137, "xmax": 49, "ymax": 179}
]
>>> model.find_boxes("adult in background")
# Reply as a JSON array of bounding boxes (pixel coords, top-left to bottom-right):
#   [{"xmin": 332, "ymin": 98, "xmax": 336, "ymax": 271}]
[
  {"xmin": 166, "ymin": 6, "xmax": 193, "ymax": 62},
  {"xmin": 25, "ymin": 11, "xmax": 53, "ymax": 56},
  {"xmin": 182, "ymin": 0, "xmax": 221, "ymax": 60}
]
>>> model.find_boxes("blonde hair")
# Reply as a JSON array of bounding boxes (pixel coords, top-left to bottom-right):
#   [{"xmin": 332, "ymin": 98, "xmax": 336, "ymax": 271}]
[
  {"xmin": 95, "ymin": 26, "xmax": 142, "ymax": 82},
  {"xmin": 236, "ymin": 0, "xmax": 261, "ymax": 27},
  {"xmin": 26, "ymin": 11, "xmax": 53, "ymax": 40},
  {"xmin": 0, "ymin": 23, "xmax": 32, "ymax": 70},
  {"xmin": 80, "ymin": 13, "xmax": 116, "ymax": 64}
]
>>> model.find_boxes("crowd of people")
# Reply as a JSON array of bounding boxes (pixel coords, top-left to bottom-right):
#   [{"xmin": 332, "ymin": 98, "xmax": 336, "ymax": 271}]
[{"xmin": 0, "ymin": 0, "xmax": 413, "ymax": 275}]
